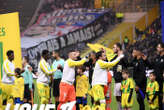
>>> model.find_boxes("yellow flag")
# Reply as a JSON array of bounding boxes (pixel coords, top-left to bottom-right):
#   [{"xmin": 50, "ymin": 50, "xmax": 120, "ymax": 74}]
[
  {"xmin": 87, "ymin": 43, "xmax": 116, "ymax": 61},
  {"xmin": 0, "ymin": 12, "xmax": 22, "ymax": 79}
]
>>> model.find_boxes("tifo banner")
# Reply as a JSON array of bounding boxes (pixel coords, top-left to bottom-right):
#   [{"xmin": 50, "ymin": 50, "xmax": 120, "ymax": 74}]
[
  {"xmin": 22, "ymin": 14, "xmax": 109, "ymax": 71},
  {"xmin": 0, "ymin": 12, "xmax": 22, "ymax": 79},
  {"xmin": 22, "ymin": 8, "xmax": 111, "ymax": 38},
  {"xmin": 161, "ymin": 1, "xmax": 164, "ymax": 43},
  {"xmin": 21, "ymin": 9, "xmax": 115, "ymax": 71}
]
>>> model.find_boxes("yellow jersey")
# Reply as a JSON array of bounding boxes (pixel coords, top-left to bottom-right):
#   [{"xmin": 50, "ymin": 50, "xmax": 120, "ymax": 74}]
[
  {"xmin": 76, "ymin": 74, "xmax": 89, "ymax": 97},
  {"xmin": 13, "ymin": 77, "xmax": 24, "ymax": 100},
  {"xmin": 146, "ymin": 81, "xmax": 159, "ymax": 96},
  {"xmin": 121, "ymin": 78, "xmax": 134, "ymax": 94}
]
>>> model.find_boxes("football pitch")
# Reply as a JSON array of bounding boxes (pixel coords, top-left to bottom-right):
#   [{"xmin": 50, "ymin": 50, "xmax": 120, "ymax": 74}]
[{"xmin": 33, "ymin": 79, "xmax": 150, "ymax": 110}]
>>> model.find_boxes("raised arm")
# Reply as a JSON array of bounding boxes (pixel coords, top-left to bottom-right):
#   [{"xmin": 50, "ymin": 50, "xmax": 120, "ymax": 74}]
[
  {"xmin": 67, "ymin": 58, "xmax": 86, "ymax": 67},
  {"xmin": 98, "ymin": 55, "xmax": 124, "ymax": 69}
]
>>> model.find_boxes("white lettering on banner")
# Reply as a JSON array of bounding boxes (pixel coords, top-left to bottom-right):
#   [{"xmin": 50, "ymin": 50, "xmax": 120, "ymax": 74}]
[
  {"xmin": 73, "ymin": 31, "xmax": 80, "ymax": 43},
  {"xmin": 51, "ymin": 39, "xmax": 60, "ymax": 50},
  {"xmin": 5, "ymin": 104, "xmax": 55, "ymax": 110},
  {"xmin": 79, "ymin": 30, "xmax": 85, "ymax": 41},
  {"xmin": 96, "ymin": 28, "xmax": 103, "ymax": 36},
  {"xmin": 67, "ymin": 33, "xmax": 74, "ymax": 45},
  {"xmin": 26, "ymin": 38, "xmax": 60, "ymax": 69},
  {"xmin": 47, "ymin": 40, "xmax": 54, "ymax": 52},
  {"xmin": 95, "ymin": 23, "xmax": 101, "ymax": 31},
  {"xmin": 59, "ymin": 37, "xmax": 66, "ymax": 48},
  {"xmin": 25, "ymin": 21, "xmax": 104, "ymax": 71}
]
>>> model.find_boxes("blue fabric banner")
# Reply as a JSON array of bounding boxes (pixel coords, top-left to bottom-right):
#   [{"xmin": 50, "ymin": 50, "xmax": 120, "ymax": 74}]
[{"xmin": 161, "ymin": 1, "xmax": 164, "ymax": 43}]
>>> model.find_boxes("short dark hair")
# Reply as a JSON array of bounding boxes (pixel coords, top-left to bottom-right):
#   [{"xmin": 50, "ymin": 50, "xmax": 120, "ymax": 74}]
[
  {"xmin": 150, "ymin": 72, "xmax": 156, "ymax": 77},
  {"xmin": 53, "ymin": 50, "xmax": 60, "ymax": 56},
  {"xmin": 122, "ymin": 69, "xmax": 130, "ymax": 75},
  {"xmin": 15, "ymin": 68, "xmax": 22, "ymax": 75},
  {"xmin": 96, "ymin": 51, "xmax": 103, "ymax": 59},
  {"xmin": 7, "ymin": 50, "xmax": 14, "ymax": 57},
  {"xmin": 115, "ymin": 43, "xmax": 122, "ymax": 50},
  {"xmin": 89, "ymin": 51, "xmax": 96, "ymax": 57},
  {"xmin": 78, "ymin": 66, "xmax": 86, "ymax": 72},
  {"xmin": 42, "ymin": 50, "xmax": 49, "ymax": 57},
  {"xmin": 23, "ymin": 56, "xmax": 29, "ymax": 63}
]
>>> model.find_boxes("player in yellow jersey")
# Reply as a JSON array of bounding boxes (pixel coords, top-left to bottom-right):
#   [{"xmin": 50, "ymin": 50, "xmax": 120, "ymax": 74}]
[
  {"xmin": 2, "ymin": 50, "xmax": 15, "ymax": 107},
  {"xmin": 76, "ymin": 66, "xmax": 89, "ymax": 110},
  {"xmin": 37, "ymin": 50, "xmax": 56, "ymax": 104},
  {"xmin": 121, "ymin": 69, "xmax": 134, "ymax": 110},
  {"xmin": 89, "ymin": 50, "xmax": 124, "ymax": 110},
  {"xmin": 146, "ymin": 72, "xmax": 159, "ymax": 110},
  {"xmin": 13, "ymin": 68, "xmax": 24, "ymax": 104}
]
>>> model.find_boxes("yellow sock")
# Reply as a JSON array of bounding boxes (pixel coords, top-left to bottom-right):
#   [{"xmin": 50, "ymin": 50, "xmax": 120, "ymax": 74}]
[
  {"xmin": 79, "ymin": 104, "xmax": 83, "ymax": 110},
  {"xmin": 100, "ymin": 103, "xmax": 106, "ymax": 110}
]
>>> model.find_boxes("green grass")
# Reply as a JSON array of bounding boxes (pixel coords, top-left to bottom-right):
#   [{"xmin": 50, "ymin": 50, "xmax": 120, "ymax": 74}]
[{"xmin": 33, "ymin": 79, "xmax": 150, "ymax": 110}]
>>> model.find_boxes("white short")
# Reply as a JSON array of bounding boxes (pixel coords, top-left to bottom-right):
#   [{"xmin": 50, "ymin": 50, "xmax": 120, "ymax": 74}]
[{"xmin": 114, "ymin": 83, "xmax": 121, "ymax": 96}]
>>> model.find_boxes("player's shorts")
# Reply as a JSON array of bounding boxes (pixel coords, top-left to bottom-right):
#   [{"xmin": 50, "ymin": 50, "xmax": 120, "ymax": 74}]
[
  {"xmin": 76, "ymin": 97, "xmax": 87, "ymax": 105},
  {"xmin": 24, "ymin": 84, "xmax": 31, "ymax": 101},
  {"xmin": 59, "ymin": 82, "xmax": 76, "ymax": 102},
  {"xmin": 114, "ymin": 83, "xmax": 121, "ymax": 96},
  {"xmin": 37, "ymin": 83, "xmax": 50, "ymax": 104},
  {"xmin": 148, "ymin": 95, "xmax": 159, "ymax": 110},
  {"xmin": 88, "ymin": 85, "xmax": 105, "ymax": 102},
  {"xmin": 121, "ymin": 93, "xmax": 133, "ymax": 108},
  {"xmin": 1, "ymin": 83, "xmax": 13, "ymax": 99},
  {"xmin": 14, "ymin": 98, "xmax": 23, "ymax": 104},
  {"xmin": 53, "ymin": 78, "xmax": 61, "ymax": 97}
]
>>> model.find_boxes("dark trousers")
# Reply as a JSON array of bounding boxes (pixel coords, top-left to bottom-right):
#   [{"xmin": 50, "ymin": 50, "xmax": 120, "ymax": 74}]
[
  {"xmin": 76, "ymin": 97, "xmax": 87, "ymax": 110},
  {"xmin": 136, "ymin": 91, "xmax": 145, "ymax": 110},
  {"xmin": 156, "ymin": 78, "xmax": 163, "ymax": 110}
]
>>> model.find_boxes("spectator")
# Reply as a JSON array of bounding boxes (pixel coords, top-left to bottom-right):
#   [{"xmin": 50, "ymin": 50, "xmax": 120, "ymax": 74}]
[
  {"xmin": 39, "ymin": 0, "xmax": 55, "ymax": 14},
  {"xmin": 123, "ymin": 36, "xmax": 129, "ymax": 49}
]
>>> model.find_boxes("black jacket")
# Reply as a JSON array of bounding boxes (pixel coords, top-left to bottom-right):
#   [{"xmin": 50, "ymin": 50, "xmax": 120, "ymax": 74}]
[
  {"xmin": 84, "ymin": 59, "xmax": 95, "ymax": 85},
  {"xmin": 148, "ymin": 54, "xmax": 164, "ymax": 80},
  {"xmin": 130, "ymin": 58, "xmax": 147, "ymax": 90},
  {"xmin": 111, "ymin": 55, "xmax": 128, "ymax": 83}
]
